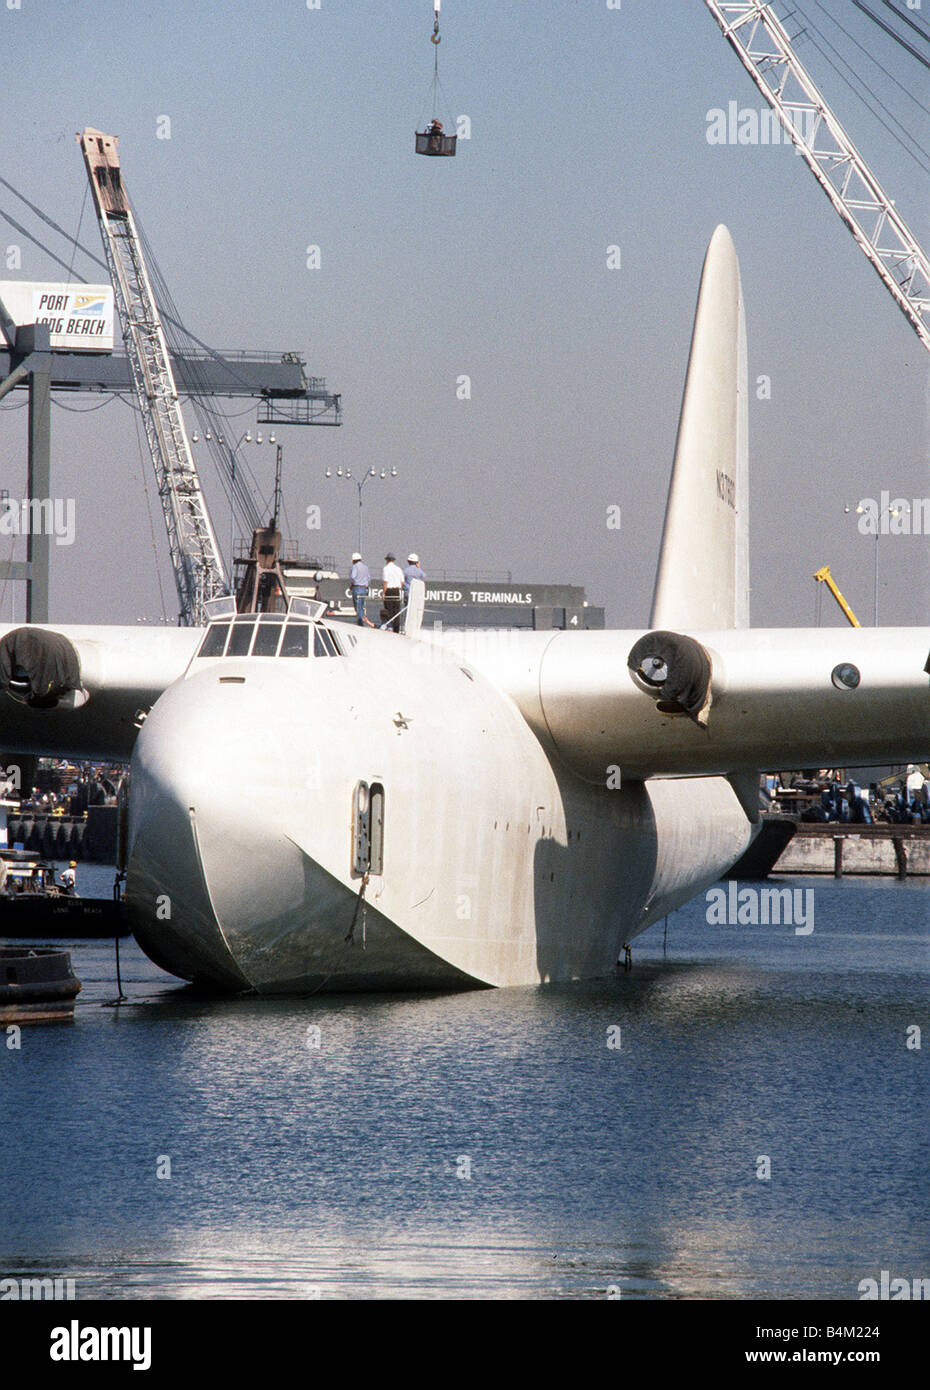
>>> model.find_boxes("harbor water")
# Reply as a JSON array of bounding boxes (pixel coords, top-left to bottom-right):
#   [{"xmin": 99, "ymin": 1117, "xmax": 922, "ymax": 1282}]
[{"xmin": 1, "ymin": 869, "xmax": 926, "ymax": 1300}]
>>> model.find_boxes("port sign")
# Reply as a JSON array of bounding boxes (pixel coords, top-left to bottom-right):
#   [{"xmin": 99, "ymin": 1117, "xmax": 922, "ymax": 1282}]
[{"xmin": 0, "ymin": 281, "xmax": 114, "ymax": 352}]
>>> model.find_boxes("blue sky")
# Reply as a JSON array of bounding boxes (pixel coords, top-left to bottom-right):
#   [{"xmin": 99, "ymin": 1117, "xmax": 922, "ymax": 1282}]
[{"xmin": 0, "ymin": 0, "xmax": 928, "ymax": 629}]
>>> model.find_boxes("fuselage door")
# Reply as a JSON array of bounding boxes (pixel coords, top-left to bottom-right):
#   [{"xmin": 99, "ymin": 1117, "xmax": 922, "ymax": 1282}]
[{"xmin": 353, "ymin": 780, "xmax": 385, "ymax": 877}]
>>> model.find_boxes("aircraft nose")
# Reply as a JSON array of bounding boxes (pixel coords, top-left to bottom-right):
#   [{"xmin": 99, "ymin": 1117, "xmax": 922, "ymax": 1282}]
[
  {"xmin": 126, "ymin": 742, "xmax": 251, "ymax": 992},
  {"xmin": 123, "ymin": 662, "xmax": 340, "ymax": 992},
  {"xmin": 124, "ymin": 669, "xmax": 272, "ymax": 991}
]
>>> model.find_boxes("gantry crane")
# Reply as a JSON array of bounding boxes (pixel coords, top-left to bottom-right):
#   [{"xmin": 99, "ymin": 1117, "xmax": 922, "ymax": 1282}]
[
  {"xmin": 814, "ymin": 564, "xmax": 862, "ymax": 627},
  {"xmin": 704, "ymin": 2, "xmax": 930, "ymax": 355},
  {"xmin": 78, "ymin": 128, "xmax": 227, "ymax": 625}
]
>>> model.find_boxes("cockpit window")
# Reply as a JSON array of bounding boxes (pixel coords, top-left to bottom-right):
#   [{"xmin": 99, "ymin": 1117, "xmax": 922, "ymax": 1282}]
[
  {"xmin": 280, "ymin": 622, "xmax": 310, "ymax": 657},
  {"xmin": 226, "ymin": 618, "xmax": 256, "ymax": 658},
  {"xmin": 198, "ymin": 623, "xmax": 230, "ymax": 658},
  {"xmin": 252, "ymin": 622, "xmax": 284, "ymax": 656},
  {"xmin": 195, "ymin": 616, "xmax": 343, "ymax": 660}
]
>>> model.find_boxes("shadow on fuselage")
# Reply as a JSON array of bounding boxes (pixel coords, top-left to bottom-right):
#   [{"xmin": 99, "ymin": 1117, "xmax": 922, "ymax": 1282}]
[{"xmin": 531, "ymin": 777, "xmax": 660, "ymax": 985}]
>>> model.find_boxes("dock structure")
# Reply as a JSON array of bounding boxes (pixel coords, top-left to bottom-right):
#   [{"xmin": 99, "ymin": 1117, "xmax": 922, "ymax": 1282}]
[{"xmin": 772, "ymin": 823, "xmax": 930, "ymax": 878}]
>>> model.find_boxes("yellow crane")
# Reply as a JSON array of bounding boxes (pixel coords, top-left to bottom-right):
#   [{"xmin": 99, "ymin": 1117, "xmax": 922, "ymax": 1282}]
[{"xmin": 814, "ymin": 565, "xmax": 861, "ymax": 628}]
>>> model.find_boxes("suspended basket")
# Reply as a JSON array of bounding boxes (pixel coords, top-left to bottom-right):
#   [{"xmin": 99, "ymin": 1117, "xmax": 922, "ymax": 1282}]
[
  {"xmin": 416, "ymin": 1, "xmax": 458, "ymax": 156},
  {"xmin": 415, "ymin": 128, "xmax": 457, "ymax": 156}
]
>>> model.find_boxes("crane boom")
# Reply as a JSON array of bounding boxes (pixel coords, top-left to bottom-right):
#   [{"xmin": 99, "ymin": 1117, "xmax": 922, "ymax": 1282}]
[
  {"xmin": 704, "ymin": 2, "xmax": 930, "ymax": 355},
  {"xmin": 814, "ymin": 564, "xmax": 862, "ymax": 627},
  {"xmin": 78, "ymin": 128, "xmax": 228, "ymax": 625}
]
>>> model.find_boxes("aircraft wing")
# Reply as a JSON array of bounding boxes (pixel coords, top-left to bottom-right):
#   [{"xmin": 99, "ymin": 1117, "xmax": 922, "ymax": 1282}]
[
  {"xmin": 5, "ymin": 614, "xmax": 928, "ymax": 783},
  {"xmin": 0, "ymin": 623, "xmax": 202, "ymax": 762},
  {"xmin": 425, "ymin": 625, "xmax": 930, "ymax": 781}
]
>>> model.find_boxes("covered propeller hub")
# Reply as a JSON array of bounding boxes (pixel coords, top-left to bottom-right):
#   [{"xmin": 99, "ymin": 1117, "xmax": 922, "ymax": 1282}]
[
  {"xmin": 639, "ymin": 655, "xmax": 669, "ymax": 687},
  {"xmin": 627, "ymin": 630, "xmax": 713, "ymax": 726},
  {"xmin": 0, "ymin": 627, "xmax": 83, "ymax": 709}
]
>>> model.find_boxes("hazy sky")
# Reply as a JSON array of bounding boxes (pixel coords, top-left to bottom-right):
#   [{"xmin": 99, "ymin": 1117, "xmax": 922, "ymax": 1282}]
[{"xmin": 1, "ymin": 0, "xmax": 928, "ymax": 630}]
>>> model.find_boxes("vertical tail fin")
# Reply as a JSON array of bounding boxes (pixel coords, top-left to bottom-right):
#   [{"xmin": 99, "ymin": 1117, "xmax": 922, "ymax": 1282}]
[{"xmin": 650, "ymin": 225, "xmax": 749, "ymax": 630}]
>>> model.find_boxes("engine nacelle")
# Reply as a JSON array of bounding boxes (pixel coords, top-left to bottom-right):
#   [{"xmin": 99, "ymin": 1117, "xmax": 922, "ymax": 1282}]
[
  {"xmin": 627, "ymin": 629, "xmax": 714, "ymax": 725},
  {"xmin": 0, "ymin": 627, "xmax": 88, "ymax": 710}
]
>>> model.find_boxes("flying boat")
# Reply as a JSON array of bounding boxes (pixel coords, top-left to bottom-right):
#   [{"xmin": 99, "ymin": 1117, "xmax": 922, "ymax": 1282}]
[{"xmin": 1, "ymin": 227, "xmax": 927, "ymax": 993}]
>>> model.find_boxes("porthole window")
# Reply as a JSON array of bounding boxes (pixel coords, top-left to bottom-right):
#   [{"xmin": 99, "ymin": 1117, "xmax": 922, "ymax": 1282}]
[{"xmin": 831, "ymin": 662, "xmax": 860, "ymax": 690}]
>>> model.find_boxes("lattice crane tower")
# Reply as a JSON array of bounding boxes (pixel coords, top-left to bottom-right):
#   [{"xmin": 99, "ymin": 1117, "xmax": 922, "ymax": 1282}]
[
  {"xmin": 704, "ymin": 2, "xmax": 930, "ymax": 355},
  {"xmin": 78, "ymin": 128, "xmax": 228, "ymax": 625}
]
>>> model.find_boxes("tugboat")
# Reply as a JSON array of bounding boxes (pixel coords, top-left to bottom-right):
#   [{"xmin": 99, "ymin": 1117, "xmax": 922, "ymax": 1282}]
[
  {"xmin": 0, "ymin": 849, "xmax": 128, "ymax": 937},
  {"xmin": 0, "ymin": 944, "xmax": 81, "ymax": 1024}
]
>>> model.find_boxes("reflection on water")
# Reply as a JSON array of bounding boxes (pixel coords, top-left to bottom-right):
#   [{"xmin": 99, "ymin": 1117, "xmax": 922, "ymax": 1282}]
[{"xmin": 1, "ymin": 877, "xmax": 926, "ymax": 1298}]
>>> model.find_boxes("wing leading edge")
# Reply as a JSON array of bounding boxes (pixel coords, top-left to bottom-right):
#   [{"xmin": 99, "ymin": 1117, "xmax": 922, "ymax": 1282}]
[
  {"xmin": 423, "ymin": 625, "xmax": 930, "ymax": 781},
  {"xmin": 0, "ymin": 624, "xmax": 202, "ymax": 761}
]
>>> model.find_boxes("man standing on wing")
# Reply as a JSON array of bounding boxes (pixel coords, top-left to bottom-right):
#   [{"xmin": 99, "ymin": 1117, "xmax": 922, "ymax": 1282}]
[
  {"xmin": 350, "ymin": 552, "xmax": 370, "ymax": 626},
  {"xmin": 403, "ymin": 552, "xmax": 426, "ymax": 601},
  {"xmin": 382, "ymin": 553, "xmax": 404, "ymax": 632}
]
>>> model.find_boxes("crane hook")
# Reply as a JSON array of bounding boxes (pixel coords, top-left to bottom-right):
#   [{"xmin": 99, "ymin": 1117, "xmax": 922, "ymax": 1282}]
[{"xmin": 431, "ymin": 24, "xmax": 441, "ymax": 44}]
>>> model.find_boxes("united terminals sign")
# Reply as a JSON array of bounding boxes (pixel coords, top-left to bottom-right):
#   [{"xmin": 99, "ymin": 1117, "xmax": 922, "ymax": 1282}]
[
  {"xmin": 0, "ymin": 282, "xmax": 115, "ymax": 352},
  {"xmin": 316, "ymin": 579, "xmax": 588, "ymax": 610},
  {"xmin": 309, "ymin": 577, "xmax": 604, "ymax": 630}
]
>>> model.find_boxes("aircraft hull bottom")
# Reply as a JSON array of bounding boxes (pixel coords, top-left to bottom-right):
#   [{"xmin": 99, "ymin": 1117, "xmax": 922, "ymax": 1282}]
[
  {"xmin": 129, "ymin": 827, "xmax": 484, "ymax": 996},
  {"xmin": 126, "ymin": 765, "xmax": 755, "ymax": 996}
]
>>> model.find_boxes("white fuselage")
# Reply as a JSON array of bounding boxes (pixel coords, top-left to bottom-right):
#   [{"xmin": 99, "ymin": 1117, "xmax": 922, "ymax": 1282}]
[{"xmin": 125, "ymin": 619, "xmax": 755, "ymax": 993}]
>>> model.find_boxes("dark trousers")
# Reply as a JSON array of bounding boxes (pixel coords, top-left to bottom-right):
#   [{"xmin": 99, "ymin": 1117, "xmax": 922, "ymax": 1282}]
[{"xmin": 383, "ymin": 588, "xmax": 402, "ymax": 631}]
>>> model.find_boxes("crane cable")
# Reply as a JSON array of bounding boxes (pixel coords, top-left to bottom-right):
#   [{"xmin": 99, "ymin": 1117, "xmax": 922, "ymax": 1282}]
[
  {"xmin": 129, "ymin": 386, "xmax": 170, "ymax": 623},
  {"xmin": 792, "ymin": 0, "xmax": 930, "ymax": 176},
  {"xmin": 875, "ymin": 0, "xmax": 930, "ymax": 46},
  {"xmin": 809, "ymin": 0, "xmax": 930, "ymax": 123},
  {"xmin": 851, "ymin": 0, "xmax": 930, "ymax": 69},
  {"xmin": 425, "ymin": 1, "xmax": 454, "ymax": 126},
  {"xmin": 431, "ymin": 5, "xmax": 441, "ymax": 118}
]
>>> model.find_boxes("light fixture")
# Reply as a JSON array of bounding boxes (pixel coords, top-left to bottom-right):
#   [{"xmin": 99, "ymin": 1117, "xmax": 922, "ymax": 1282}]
[
  {"xmin": 325, "ymin": 468, "xmax": 332, "ymax": 478},
  {"xmin": 205, "ymin": 431, "xmax": 212, "ymax": 442},
  {"xmin": 390, "ymin": 467, "xmax": 398, "ymax": 477},
  {"xmin": 245, "ymin": 431, "xmax": 252, "ymax": 443},
  {"xmin": 256, "ymin": 433, "xmax": 263, "ymax": 444},
  {"xmin": 192, "ymin": 431, "xmax": 199, "ymax": 443},
  {"xmin": 269, "ymin": 433, "xmax": 276, "ymax": 443}
]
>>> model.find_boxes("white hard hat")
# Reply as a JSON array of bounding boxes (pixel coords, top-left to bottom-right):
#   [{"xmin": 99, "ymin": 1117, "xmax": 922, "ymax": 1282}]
[
  {"xmin": 408, "ymin": 553, "xmax": 419, "ymax": 564},
  {"xmin": 352, "ymin": 552, "xmax": 362, "ymax": 561}
]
